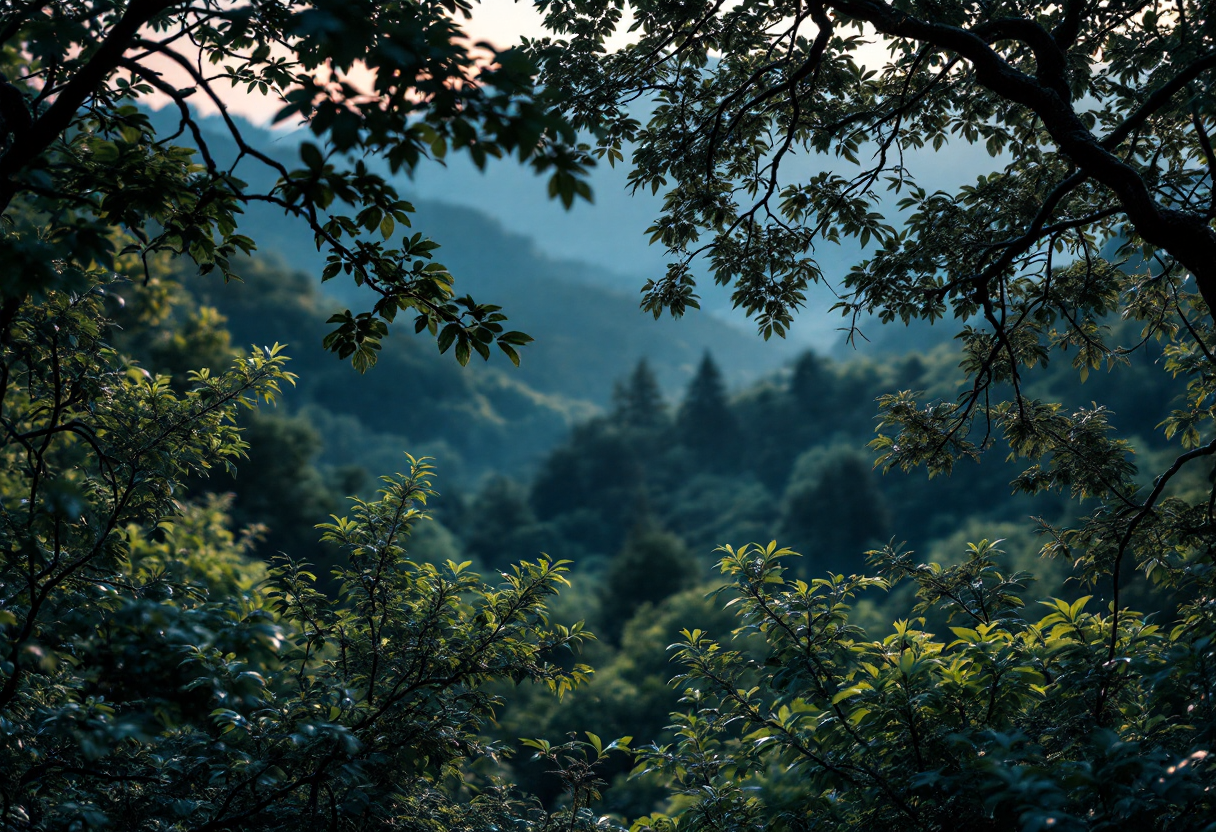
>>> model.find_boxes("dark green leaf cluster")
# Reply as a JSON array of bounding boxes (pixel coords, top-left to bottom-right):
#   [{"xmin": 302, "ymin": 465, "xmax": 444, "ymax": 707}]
[
  {"xmin": 0, "ymin": 279, "xmax": 606, "ymax": 831},
  {"xmin": 0, "ymin": 0, "xmax": 591, "ymax": 369},
  {"xmin": 532, "ymin": 0, "xmax": 1216, "ymax": 338}
]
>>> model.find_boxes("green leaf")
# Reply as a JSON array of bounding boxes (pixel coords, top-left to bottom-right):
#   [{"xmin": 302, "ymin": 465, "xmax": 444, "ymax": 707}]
[
  {"xmin": 437, "ymin": 325, "xmax": 458, "ymax": 354},
  {"xmin": 300, "ymin": 142, "xmax": 324, "ymax": 169},
  {"xmin": 498, "ymin": 341, "xmax": 521, "ymax": 366},
  {"xmin": 830, "ymin": 685, "xmax": 869, "ymax": 705},
  {"xmin": 91, "ymin": 141, "xmax": 120, "ymax": 163}
]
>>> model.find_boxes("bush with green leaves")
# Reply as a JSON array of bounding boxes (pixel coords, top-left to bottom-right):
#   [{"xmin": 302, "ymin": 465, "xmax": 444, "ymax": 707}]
[
  {"xmin": 0, "ymin": 281, "xmax": 610, "ymax": 830},
  {"xmin": 631, "ymin": 540, "xmax": 1215, "ymax": 832}
]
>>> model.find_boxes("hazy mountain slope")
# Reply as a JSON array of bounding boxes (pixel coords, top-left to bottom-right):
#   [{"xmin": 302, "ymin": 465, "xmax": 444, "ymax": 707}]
[
  {"xmin": 188, "ymin": 257, "xmax": 595, "ymax": 484},
  {"xmin": 148, "ymin": 108, "xmax": 791, "ymax": 401}
]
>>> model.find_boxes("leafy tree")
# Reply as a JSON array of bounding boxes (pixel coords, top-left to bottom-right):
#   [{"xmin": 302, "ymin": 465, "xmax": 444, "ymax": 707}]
[
  {"xmin": 207, "ymin": 410, "xmax": 345, "ymax": 564},
  {"xmin": 535, "ymin": 0, "xmax": 1216, "ymax": 331},
  {"xmin": 0, "ymin": 0, "xmax": 592, "ymax": 370},
  {"xmin": 598, "ymin": 524, "xmax": 696, "ymax": 644},
  {"xmin": 528, "ymin": 0, "xmax": 1216, "ymax": 607},
  {"xmin": 531, "ymin": 419, "xmax": 648, "ymax": 556},
  {"xmin": 498, "ymin": 585, "xmax": 740, "ymax": 818},
  {"xmin": 0, "ymin": 277, "xmax": 607, "ymax": 828},
  {"xmin": 108, "ymin": 269, "xmax": 360, "ymax": 573},
  {"xmin": 675, "ymin": 352, "xmax": 739, "ymax": 460},
  {"xmin": 109, "ymin": 269, "xmax": 240, "ymax": 388},
  {"xmin": 14, "ymin": 1, "xmax": 1216, "ymax": 828}
]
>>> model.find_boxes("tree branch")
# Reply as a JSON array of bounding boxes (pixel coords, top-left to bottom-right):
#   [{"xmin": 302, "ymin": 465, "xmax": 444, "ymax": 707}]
[
  {"xmin": 826, "ymin": 0, "xmax": 1216, "ymax": 313},
  {"xmin": 0, "ymin": 0, "xmax": 180, "ymax": 212}
]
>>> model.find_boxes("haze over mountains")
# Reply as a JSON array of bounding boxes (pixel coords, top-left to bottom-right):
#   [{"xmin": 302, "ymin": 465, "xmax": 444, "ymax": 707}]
[
  {"xmin": 145, "ymin": 103, "xmax": 1005, "ymax": 490},
  {"xmin": 151, "ymin": 108, "xmax": 801, "ymax": 398},
  {"xmin": 156, "ymin": 102, "xmax": 1000, "ymax": 365}
]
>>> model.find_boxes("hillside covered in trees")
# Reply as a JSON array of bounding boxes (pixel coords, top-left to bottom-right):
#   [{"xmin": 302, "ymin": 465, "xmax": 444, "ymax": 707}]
[
  {"xmin": 6, "ymin": 1, "xmax": 1216, "ymax": 831},
  {"xmin": 107, "ymin": 263, "xmax": 1200, "ymax": 821}
]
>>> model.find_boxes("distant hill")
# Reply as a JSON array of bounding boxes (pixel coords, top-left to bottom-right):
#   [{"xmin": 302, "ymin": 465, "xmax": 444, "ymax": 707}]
[
  {"xmin": 142, "ymin": 108, "xmax": 811, "ymax": 490},
  {"xmin": 189, "ymin": 257, "xmax": 595, "ymax": 484},
  {"xmin": 399, "ymin": 115, "xmax": 1003, "ymax": 354},
  {"xmin": 147, "ymin": 108, "xmax": 793, "ymax": 402}
]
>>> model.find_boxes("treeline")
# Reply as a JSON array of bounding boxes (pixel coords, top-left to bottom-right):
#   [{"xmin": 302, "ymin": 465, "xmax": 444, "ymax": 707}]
[{"xmin": 442, "ymin": 341, "xmax": 1177, "ymax": 590}]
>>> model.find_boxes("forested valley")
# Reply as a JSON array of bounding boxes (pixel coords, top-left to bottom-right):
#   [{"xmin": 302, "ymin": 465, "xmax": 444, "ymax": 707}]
[
  {"xmin": 110, "ymin": 248, "xmax": 1197, "ymax": 819},
  {"xmin": 4, "ymin": 1, "xmax": 1216, "ymax": 831}
]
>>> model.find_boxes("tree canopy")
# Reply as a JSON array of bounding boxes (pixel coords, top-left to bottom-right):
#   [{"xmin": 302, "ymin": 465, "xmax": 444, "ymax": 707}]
[
  {"xmin": 533, "ymin": 0, "xmax": 1216, "ymax": 328},
  {"xmin": 0, "ymin": 0, "xmax": 593, "ymax": 369},
  {"xmin": 0, "ymin": 2, "xmax": 612, "ymax": 827},
  {"xmin": 525, "ymin": 2, "xmax": 1216, "ymax": 829},
  {"xmin": 527, "ymin": 0, "xmax": 1216, "ymax": 692},
  {"xmin": 675, "ymin": 352, "xmax": 739, "ymax": 457}
]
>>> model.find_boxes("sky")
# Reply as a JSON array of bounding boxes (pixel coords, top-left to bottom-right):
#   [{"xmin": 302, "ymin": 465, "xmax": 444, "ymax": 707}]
[{"xmin": 153, "ymin": 0, "xmax": 627, "ymax": 126}]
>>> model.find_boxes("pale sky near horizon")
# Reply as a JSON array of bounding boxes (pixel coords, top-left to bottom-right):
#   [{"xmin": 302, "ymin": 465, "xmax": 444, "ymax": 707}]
[
  {"xmin": 158, "ymin": 2, "xmax": 890, "ymax": 127},
  {"xmin": 152, "ymin": 0, "xmax": 633, "ymax": 125},
  {"xmin": 464, "ymin": 0, "xmax": 560, "ymax": 47}
]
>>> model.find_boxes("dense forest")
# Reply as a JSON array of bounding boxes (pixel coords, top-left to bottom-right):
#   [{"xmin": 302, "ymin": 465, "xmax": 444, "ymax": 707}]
[
  {"xmin": 111, "ymin": 254, "xmax": 1201, "ymax": 820},
  {"xmin": 5, "ymin": 1, "xmax": 1216, "ymax": 831}
]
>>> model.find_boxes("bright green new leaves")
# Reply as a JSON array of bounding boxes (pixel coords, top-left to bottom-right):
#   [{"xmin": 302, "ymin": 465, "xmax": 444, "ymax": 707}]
[
  {"xmin": 521, "ymin": 733, "xmax": 634, "ymax": 827},
  {"xmin": 0, "ymin": 279, "xmax": 293, "ymax": 821},
  {"xmin": 631, "ymin": 542, "xmax": 1216, "ymax": 832},
  {"xmin": 0, "ymin": 279, "xmax": 600, "ymax": 830}
]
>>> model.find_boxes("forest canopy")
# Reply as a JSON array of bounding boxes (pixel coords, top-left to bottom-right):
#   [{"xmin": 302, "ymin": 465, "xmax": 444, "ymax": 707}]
[{"xmin": 2, "ymin": 1, "xmax": 1216, "ymax": 831}]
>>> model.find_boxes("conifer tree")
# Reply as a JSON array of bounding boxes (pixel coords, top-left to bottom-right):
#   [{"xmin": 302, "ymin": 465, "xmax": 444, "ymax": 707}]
[
  {"xmin": 464, "ymin": 475, "xmax": 552, "ymax": 569},
  {"xmin": 781, "ymin": 447, "xmax": 891, "ymax": 573},
  {"xmin": 789, "ymin": 351, "xmax": 831, "ymax": 410},
  {"xmin": 612, "ymin": 360, "xmax": 668, "ymax": 430},
  {"xmin": 676, "ymin": 352, "xmax": 739, "ymax": 457}
]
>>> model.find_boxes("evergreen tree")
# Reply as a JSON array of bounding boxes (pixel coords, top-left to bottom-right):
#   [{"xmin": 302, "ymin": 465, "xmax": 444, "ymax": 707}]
[
  {"xmin": 676, "ymin": 352, "xmax": 739, "ymax": 458},
  {"xmin": 612, "ymin": 360, "xmax": 668, "ymax": 430},
  {"xmin": 894, "ymin": 354, "xmax": 928, "ymax": 392},
  {"xmin": 530, "ymin": 421, "xmax": 647, "ymax": 556},
  {"xmin": 464, "ymin": 475, "xmax": 553, "ymax": 570},
  {"xmin": 786, "ymin": 351, "xmax": 846, "ymax": 451},
  {"xmin": 789, "ymin": 351, "xmax": 832, "ymax": 411}
]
